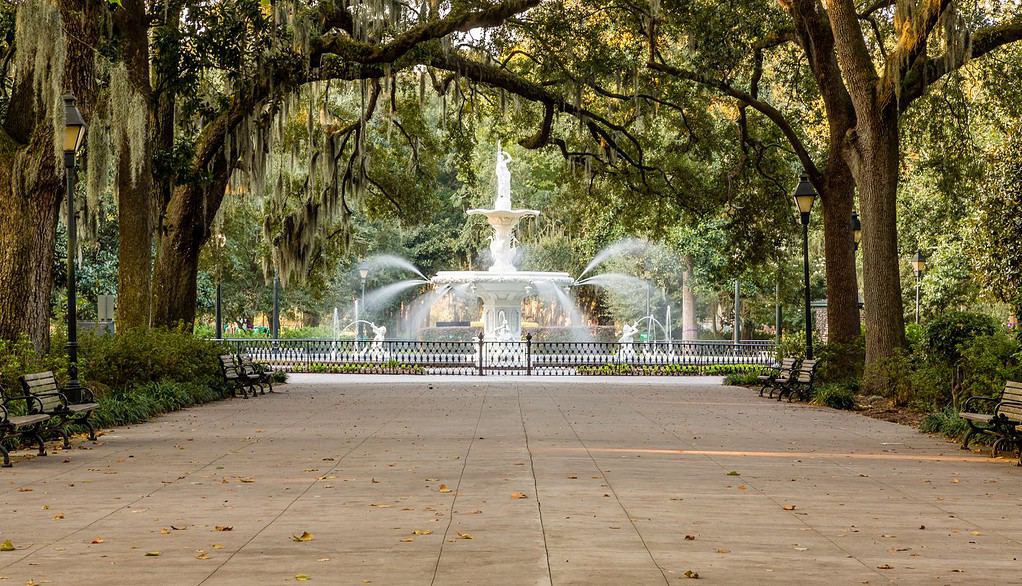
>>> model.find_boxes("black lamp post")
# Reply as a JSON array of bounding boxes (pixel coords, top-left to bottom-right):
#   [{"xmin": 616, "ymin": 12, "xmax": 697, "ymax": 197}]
[
  {"xmin": 63, "ymin": 94, "xmax": 87, "ymax": 398},
  {"xmin": 792, "ymin": 174, "xmax": 817, "ymax": 360},
  {"xmin": 851, "ymin": 211, "xmax": 862, "ymax": 252},
  {"xmin": 359, "ymin": 261, "xmax": 369, "ymax": 342},
  {"xmin": 912, "ymin": 249, "xmax": 927, "ymax": 324},
  {"xmin": 272, "ymin": 269, "xmax": 280, "ymax": 339}
]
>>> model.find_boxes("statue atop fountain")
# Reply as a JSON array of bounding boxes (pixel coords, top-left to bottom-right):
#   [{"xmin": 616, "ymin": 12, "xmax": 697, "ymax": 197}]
[{"xmin": 467, "ymin": 145, "xmax": 539, "ymax": 274}]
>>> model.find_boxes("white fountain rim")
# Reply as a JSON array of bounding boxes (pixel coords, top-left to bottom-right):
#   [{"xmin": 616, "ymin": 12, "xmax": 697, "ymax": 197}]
[
  {"xmin": 466, "ymin": 208, "xmax": 541, "ymax": 217},
  {"xmin": 432, "ymin": 271, "xmax": 574, "ymax": 284}
]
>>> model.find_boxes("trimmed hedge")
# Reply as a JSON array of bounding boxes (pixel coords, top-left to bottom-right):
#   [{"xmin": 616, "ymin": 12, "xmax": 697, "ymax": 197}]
[{"xmin": 577, "ymin": 363, "xmax": 763, "ymax": 377}]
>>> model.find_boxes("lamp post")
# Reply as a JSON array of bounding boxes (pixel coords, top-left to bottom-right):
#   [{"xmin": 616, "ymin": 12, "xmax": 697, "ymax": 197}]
[
  {"xmin": 792, "ymin": 174, "xmax": 817, "ymax": 360},
  {"xmin": 214, "ymin": 233, "xmax": 226, "ymax": 339},
  {"xmin": 912, "ymin": 249, "xmax": 927, "ymax": 324},
  {"xmin": 359, "ymin": 261, "xmax": 369, "ymax": 342},
  {"xmin": 63, "ymin": 95, "xmax": 87, "ymax": 397}
]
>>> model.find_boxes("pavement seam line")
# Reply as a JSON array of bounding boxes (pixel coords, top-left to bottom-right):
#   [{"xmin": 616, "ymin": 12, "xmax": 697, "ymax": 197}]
[
  {"xmin": 543, "ymin": 382, "xmax": 671, "ymax": 585},
  {"xmin": 625, "ymin": 388, "xmax": 895, "ymax": 584},
  {"xmin": 517, "ymin": 384, "xmax": 553, "ymax": 586},
  {"xmin": 429, "ymin": 385, "xmax": 488, "ymax": 586},
  {"xmin": 196, "ymin": 385, "xmax": 423, "ymax": 585},
  {"xmin": 0, "ymin": 391, "xmax": 294, "ymax": 572}
]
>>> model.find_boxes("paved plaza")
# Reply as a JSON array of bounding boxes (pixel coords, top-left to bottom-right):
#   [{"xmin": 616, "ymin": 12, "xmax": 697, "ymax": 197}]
[{"xmin": 1, "ymin": 375, "xmax": 1020, "ymax": 584}]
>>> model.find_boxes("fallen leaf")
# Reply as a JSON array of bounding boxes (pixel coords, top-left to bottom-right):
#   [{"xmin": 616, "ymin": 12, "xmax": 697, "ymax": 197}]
[
  {"xmin": 291, "ymin": 531, "xmax": 314, "ymax": 542},
  {"xmin": 371, "ymin": 478, "xmax": 380, "ymax": 484},
  {"xmin": 511, "ymin": 492, "xmax": 528, "ymax": 500},
  {"xmin": 400, "ymin": 538, "xmax": 414, "ymax": 543},
  {"xmin": 369, "ymin": 504, "xmax": 392, "ymax": 508},
  {"xmin": 215, "ymin": 526, "xmax": 233, "ymax": 532},
  {"xmin": 17, "ymin": 487, "xmax": 31, "ymax": 492},
  {"xmin": 783, "ymin": 505, "xmax": 797, "ymax": 511},
  {"xmin": 239, "ymin": 477, "xmax": 255, "ymax": 483},
  {"xmin": 438, "ymin": 484, "xmax": 451, "ymax": 493},
  {"xmin": 737, "ymin": 484, "xmax": 748, "ymax": 491},
  {"xmin": 195, "ymin": 550, "xmax": 210, "ymax": 560},
  {"xmin": 53, "ymin": 513, "xmax": 64, "ymax": 520},
  {"xmin": 726, "ymin": 471, "xmax": 740, "ymax": 476},
  {"xmin": 212, "ymin": 543, "xmax": 224, "ymax": 549},
  {"xmin": 970, "ymin": 530, "xmax": 982, "ymax": 536},
  {"xmin": 457, "ymin": 532, "xmax": 473, "ymax": 540},
  {"xmin": 413, "ymin": 529, "xmax": 433, "ymax": 536},
  {"xmin": 0, "ymin": 540, "xmax": 14, "ymax": 552},
  {"xmin": 171, "ymin": 525, "xmax": 187, "ymax": 531},
  {"xmin": 684, "ymin": 535, "xmax": 696, "ymax": 541},
  {"xmin": 145, "ymin": 551, "xmax": 161, "ymax": 556},
  {"xmin": 90, "ymin": 537, "xmax": 104, "ymax": 544},
  {"xmin": 877, "ymin": 564, "xmax": 893, "ymax": 570},
  {"xmin": 160, "ymin": 528, "xmax": 170, "ymax": 535},
  {"xmin": 794, "ymin": 546, "xmax": 808, "ymax": 551},
  {"xmin": 295, "ymin": 574, "xmax": 311, "ymax": 581},
  {"xmin": 684, "ymin": 570, "xmax": 700, "ymax": 579},
  {"xmin": 715, "ymin": 548, "xmax": 731, "ymax": 554}
]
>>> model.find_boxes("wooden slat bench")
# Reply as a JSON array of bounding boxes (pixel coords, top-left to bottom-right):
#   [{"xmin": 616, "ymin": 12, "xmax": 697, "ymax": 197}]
[
  {"xmin": 960, "ymin": 381, "xmax": 1022, "ymax": 461},
  {"xmin": 759, "ymin": 358, "xmax": 799, "ymax": 398},
  {"xmin": 0, "ymin": 384, "xmax": 50, "ymax": 467},
  {"xmin": 19, "ymin": 371, "xmax": 99, "ymax": 448},
  {"xmin": 239, "ymin": 353, "xmax": 273, "ymax": 394},
  {"xmin": 778, "ymin": 359, "xmax": 819, "ymax": 402},
  {"xmin": 220, "ymin": 354, "xmax": 255, "ymax": 398}
]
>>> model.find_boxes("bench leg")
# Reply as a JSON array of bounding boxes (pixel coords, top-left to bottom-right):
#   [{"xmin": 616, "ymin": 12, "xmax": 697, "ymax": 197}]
[
  {"xmin": 81, "ymin": 414, "xmax": 97, "ymax": 441},
  {"xmin": 59, "ymin": 425, "xmax": 71, "ymax": 449},
  {"xmin": 266, "ymin": 377, "xmax": 273, "ymax": 393},
  {"xmin": 961, "ymin": 426, "xmax": 978, "ymax": 450},
  {"xmin": 0, "ymin": 443, "xmax": 9, "ymax": 467},
  {"xmin": 31, "ymin": 425, "xmax": 46, "ymax": 456}
]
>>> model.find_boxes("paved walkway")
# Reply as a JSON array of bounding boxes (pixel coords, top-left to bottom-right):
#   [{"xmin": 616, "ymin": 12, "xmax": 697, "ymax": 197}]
[{"xmin": 1, "ymin": 376, "xmax": 1020, "ymax": 584}]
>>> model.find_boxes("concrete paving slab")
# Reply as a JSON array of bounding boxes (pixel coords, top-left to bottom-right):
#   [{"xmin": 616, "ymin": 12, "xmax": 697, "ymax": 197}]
[{"xmin": 2, "ymin": 375, "xmax": 1021, "ymax": 584}]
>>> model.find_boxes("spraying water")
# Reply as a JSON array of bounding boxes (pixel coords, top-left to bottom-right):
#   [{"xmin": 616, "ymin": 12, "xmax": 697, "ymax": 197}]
[
  {"xmin": 577, "ymin": 238, "xmax": 653, "ymax": 281},
  {"xmin": 363, "ymin": 279, "xmax": 429, "ymax": 311},
  {"xmin": 365, "ymin": 254, "xmax": 428, "ymax": 280}
]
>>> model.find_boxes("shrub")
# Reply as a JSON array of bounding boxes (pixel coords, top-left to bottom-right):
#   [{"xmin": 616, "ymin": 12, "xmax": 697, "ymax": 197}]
[
  {"xmin": 816, "ymin": 335, "xmax": 865, "ymax": 384},
  {"xmin": 723, "ymin": 371, "xmax": 761, "ymax": 386},
  {"xmin": 271, "ymin": 370, "xmax": 288, "ymax": 383},
  {"xmin": 923, "ymin": 311, "xmax": 997, "ymax": 364},
  {"xmin": 919, "ymin": 406, "xmax": 972, "ymax": 441},
  {"xmin": 957, "ymin": 331, "xmax": 1022, "ymax": 405},
  {"xmin": 812, "ymin": 384, "xmax": 856, "ymax": 410}
]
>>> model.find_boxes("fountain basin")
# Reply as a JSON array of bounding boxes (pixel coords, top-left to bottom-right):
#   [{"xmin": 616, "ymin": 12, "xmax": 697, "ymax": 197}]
[{"xmin": 433, "ymin": 271, "xmax": 573, "ymax": 341}]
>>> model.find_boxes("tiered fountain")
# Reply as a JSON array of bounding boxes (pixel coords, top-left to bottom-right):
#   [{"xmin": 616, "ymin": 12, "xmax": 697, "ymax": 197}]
[{"xmin": 432, "ymin": 146, "xmax": 574, "ymax": 341}]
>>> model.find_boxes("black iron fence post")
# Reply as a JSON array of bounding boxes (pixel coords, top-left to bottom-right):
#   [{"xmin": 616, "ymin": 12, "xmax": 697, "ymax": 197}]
[
  {"xmin": 477, "ymin": 331, "xmax": 485, "ymax": 376},
  {"xmin": 525, "ymin": 333, "xmax": 533, "ymax": 376}
]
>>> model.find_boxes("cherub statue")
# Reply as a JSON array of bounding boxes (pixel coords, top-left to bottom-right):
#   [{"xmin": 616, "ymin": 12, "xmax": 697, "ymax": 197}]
[{"xmin": 370, "ymin": 323, "xmax": 387, "ymax": 351}]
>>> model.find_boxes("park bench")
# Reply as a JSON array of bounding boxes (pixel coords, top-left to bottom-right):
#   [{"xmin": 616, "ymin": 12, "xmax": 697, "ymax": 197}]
[
  {"xmin": 758, "ymin": 358, "xmax": 799, "ymax": 398},
  {"xmin": 0, "ymin": 385, "xmax": 50, "ymax": 467},
  {"xmin": 220, "ymin": 354, "xmax": 257, "ymax": 398},
  {"xmin": 959, "ymin": 381, "xmax": 1022, "ymax": 461},
  {"xmin": 778, "ymin": 359, "xmax": 819, "ymax": 402},
  {"xmin": 238, "ymin": 353, "xmax": 273, "ymax": 394},
  {"xmin": 18, "ymin": 371, "xmax": 99, "ymax": 449}
]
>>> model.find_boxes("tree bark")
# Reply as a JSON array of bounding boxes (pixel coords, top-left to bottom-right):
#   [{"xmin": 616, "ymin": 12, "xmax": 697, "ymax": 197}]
[
  {"xmin": 849, "ymin": 111, "xmax": 906, "ymax": 366},
  {"xmin": 818, "ymin": 156, "xmax": 860, "ymax": 345},
  {"xmin": 0, "ymin": 0, "xmax": 101, "ymax": 350},
  {"xmin": 113, "ymin": 0, "xmax": 154, "ymax": 330},
  {"xmin": 151, "ymin": 173, "xmax": 229, "ymax": 328}
]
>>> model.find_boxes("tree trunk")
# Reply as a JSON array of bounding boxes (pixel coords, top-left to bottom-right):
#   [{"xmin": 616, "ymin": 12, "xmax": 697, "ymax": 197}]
[
  {"xmin": 151, "ymin": 175, "xmax": 228, "ymax": 328},
  {"xmin": 0, "ymin": 0, "xmax": 101, "ymax": 350},
  {"xmin": 850, "ymin": 112, "xmax": 906, "ymax": 367},
  {"xmin": 819, "ymin": 157, "xmax": 860, "ymax": 346},
  {"xmin": 681, "ymin": 257, "xmax": 698, "ymax": 341},
  {"xmin": 114, "ymin": 0, "xmax": 154, "ymax": 330}
]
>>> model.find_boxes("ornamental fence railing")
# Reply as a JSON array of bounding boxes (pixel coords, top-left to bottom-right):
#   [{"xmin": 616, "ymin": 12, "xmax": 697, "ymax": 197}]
[{"xmin": 217, "ymin": 336, "xmax": 776, "ymax": 376}]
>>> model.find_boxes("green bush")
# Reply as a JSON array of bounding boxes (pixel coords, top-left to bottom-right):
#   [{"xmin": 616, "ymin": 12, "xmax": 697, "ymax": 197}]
[
  {"xmin": 923, "ymin": 311, "xmax": 997, "ymax": 363},
  {"xmin": 577, "ymin": 363, "xmax": 763, "ymax": 377},
  {"xmin": 271, "ymin": 370, "xmax": 288, "ymax": 383},
  {"xmin": 723, "ymin": 371, "xmax": 761, "ymax": 386},
  {"xmin": 816, "ymin": 335, "xmax": 865, "ymax": 384},
  {"xmin": 73, "ymin": 327, "xmax": 227, "ymax": 394},
  {"xmin": 812, "ymin": 384, "xmax": 856, "ymax": 410},
  {"xmin": 958, "ymin": 331, "xmax": 1022, "ymax": 404},
  {"xmin": 919, "ymin": 406, "xmax": 972, "ymax": 441}
]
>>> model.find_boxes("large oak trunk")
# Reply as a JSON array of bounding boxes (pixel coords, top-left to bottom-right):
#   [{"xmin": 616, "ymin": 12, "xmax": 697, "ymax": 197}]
[
  {"xmin": 852, "ymin": 114, "xmax": 906, "ymax": 368},
  {"xmin": 151, "ymin": 174, "xmax": 228, "ymax": 328},
  {"xmin": 819, "ymin": 158, "xmax": 860, "ymax": 346}
]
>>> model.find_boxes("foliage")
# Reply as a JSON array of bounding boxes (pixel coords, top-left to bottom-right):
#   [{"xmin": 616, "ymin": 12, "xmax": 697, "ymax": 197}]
[
  {"xmin": 923, "ymin": 311, "xmax": 997, "ymax": 364},
  {"xmin": 723, "ymin": 371, "xmax": 762, "ymax": 386},
  {"xmin": 577, "ymin": 363, "xmax": 762, "ymax": 376},
  {"xmin": 812, "ymin": 384, "xmax": 856, "ymax": 410},
  {"xmin": 271, "ymin": 370, "xmax": 289, "ymax": 383},
  {"xmin": 73, "ymin": 328, "xmax": 227, "ymax": 395},
  {"xmin": 957, "ymin": 332, "xmax": 1022, "ymax": 401},
  {"xmin": 297, "ymin": 361, "xmax": 425, "ymax": 375},
  {"xmin": 816, "ymin": 336, "xmax": 865, "ymax": 385},
  {"xmin": 90, "ymin": 381, "xmax": 221, "ymax": 429},
  {"xmin": 919, "ymin": 406, "xmax": 972, "ymax": 442},
  {"xmin": 0, "ymin": 335, "xmax": 62, "ymax": 391}
]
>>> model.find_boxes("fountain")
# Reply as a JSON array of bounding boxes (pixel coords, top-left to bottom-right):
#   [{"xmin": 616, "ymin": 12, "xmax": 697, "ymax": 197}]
[{"xmin": 432, "ymin": 146, "xmax": 573, "ymax": 341}]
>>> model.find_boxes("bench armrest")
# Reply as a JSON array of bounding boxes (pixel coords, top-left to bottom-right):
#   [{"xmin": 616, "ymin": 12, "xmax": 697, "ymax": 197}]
[
  {"xmin": 961, "ymin": 396, "xmax": 1000, "ymax": 413},
  {"xmin": 69, "ymin": 385, "xmax": 96, "ymax": 403},
  {"xmin": 3, "ymin": 394, "xmax": 48, "ymax": 414}
]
